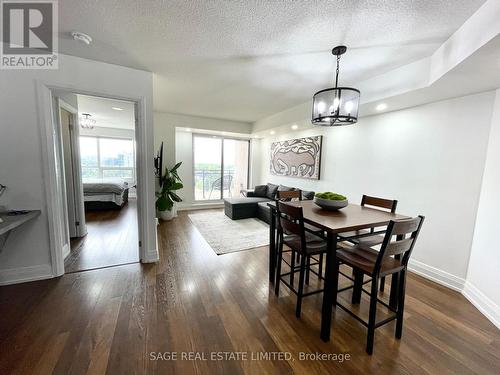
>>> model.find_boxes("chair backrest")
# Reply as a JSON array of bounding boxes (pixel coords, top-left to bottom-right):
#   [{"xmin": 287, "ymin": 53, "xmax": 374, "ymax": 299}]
[
  {"xmin": 212, "ymin": 174, "xmax": 233, "ymax": 190},
  {"xmin": 276, "ymin": 189, "xmax": 301, "ymax": 201},
  {"xmin": 375, "ymin": 216, "xmax": 425, "ymax": 272},
  {"xmin": 276, "ymin": 201, "xmax": 307, "ymax": 248},
  {"xmin": 361, "ymin": 195, "xmax": 398, "ymax": 213}
]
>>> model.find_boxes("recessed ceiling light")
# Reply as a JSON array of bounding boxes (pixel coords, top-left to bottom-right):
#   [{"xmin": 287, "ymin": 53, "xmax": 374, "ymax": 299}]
[
  {"xmin": 112, "ymin": 107, "xmax": 123, "ymax": 111},
  {"xmin": 376, "ymin": 103, "xmax": 387, "ymax": 111},
  {"xmin": 71, "ymin": 31, "xmax": 92, "ymax": 45},
  {"xmin": 291, "ymin": 124, "xmax": 299, "ymax": 130},
  {"xmin": 270, "ymin": 130, "xmax": 276, "ymax": 135}
]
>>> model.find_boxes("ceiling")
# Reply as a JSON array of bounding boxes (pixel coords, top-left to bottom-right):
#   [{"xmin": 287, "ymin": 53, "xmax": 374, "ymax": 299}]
[
  {"xmin": 59, "ymin": 0, "xmax": 486, "ymax": 122},
  {"xmin": 77, "ymin": 95, "xmax": 135, "ymax": 130}
]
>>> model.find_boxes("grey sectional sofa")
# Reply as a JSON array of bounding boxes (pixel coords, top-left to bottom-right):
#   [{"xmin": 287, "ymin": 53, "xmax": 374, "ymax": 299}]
[{"xmin": 223, "ymin": 183, "xmax": 314, "ymax": 224}]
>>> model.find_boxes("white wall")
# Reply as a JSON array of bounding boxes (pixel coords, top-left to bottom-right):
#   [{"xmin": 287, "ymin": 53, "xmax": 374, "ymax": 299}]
[
  {"xmin": 465, "ymin": 89, "xmax": 500, "ymax": 327},
  {"xmin": 254, "ymin": 92, "xmax": 495, "ymax": 284},
  {"xmin": 0, "ymin": 53, "xmax": 156, "ymax": 285},
  {"xmin": 154, "ymin": 112, "xmax": 252, "ymax": 210}
]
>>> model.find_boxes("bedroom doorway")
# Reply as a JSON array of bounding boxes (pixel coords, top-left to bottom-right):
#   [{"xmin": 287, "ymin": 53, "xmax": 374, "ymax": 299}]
[{"xmin": 55, "ymin": 93, "xmax": 140, "ymax": 273}]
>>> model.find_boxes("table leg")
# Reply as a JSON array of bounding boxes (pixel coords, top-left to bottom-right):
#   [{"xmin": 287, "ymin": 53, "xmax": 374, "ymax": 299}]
[
  {"xmin": 320, "ymin": 232, "xmax": 337, "ymax": 342},
  {"xmin": 269, "ymin": 210, "xmax": 276, "ymax": 283}
]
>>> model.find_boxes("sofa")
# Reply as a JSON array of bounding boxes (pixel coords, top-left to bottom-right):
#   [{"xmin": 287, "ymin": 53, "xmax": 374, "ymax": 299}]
[{"xmin": 223, "ymin": 183, "xmax": 314, "ymax": 224}]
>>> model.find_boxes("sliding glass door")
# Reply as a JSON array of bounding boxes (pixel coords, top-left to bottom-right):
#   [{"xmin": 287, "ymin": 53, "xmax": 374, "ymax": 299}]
[{"xmin": 193, "ymin": 135, "xmax": 249, "ymax": 201}]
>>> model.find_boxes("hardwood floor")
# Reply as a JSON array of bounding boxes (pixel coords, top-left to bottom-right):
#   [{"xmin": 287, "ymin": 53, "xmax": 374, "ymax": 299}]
[
  {"xmin": 1, "ymin": 209, "xmax": 499, "ymax": 374},
  {"xmin": 64, "ymin": 199, "xmax": 139, "ymax": 273}
]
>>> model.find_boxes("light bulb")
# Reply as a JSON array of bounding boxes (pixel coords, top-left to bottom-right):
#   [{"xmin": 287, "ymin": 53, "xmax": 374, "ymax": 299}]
[
  {"xmin": 345, "ymin": 101, "xmax": 353, "ymax": 113},
  {"xmin": 333, "ymin": 97, "xmax": 341, "ymax": 112},
  {"xmin": 317, "ymin": 101, "xmax": 325, "ymax": 114}
]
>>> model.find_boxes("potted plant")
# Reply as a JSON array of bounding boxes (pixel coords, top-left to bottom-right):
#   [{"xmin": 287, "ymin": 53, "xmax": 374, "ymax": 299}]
[{"xmin": 156, "ymin": 162, "xmax": 183, "ymax": 221}]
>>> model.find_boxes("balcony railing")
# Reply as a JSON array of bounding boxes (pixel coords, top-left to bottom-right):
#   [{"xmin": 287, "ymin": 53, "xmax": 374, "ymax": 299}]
[{"xmin": 194, "ymin": 169, "xmax": 235, "ymax": 200}]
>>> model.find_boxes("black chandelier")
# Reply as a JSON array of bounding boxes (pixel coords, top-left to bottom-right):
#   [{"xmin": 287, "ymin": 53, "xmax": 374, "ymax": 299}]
[{"xmin": 312, "ymin": 46, "xmax": 360, "ymax": 126}]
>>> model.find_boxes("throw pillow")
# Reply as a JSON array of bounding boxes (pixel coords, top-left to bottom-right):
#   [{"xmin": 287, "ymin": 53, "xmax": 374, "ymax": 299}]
[
  {"xmin": 301, "ymin": 190, "xmax": 315, "ymax": 200},
  {"xmin": 253, "ymin": 184, "xmax": 268, "ymax": 197},
  {"xmin": 266, "ymin": 183, "xmax": 279, "ymax": 200}
]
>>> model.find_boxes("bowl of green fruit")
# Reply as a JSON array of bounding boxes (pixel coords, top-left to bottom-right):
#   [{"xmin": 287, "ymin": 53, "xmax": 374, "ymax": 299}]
[{"xmin": 314, "ymin": 192, "xmax": 348, "ymax": 210}]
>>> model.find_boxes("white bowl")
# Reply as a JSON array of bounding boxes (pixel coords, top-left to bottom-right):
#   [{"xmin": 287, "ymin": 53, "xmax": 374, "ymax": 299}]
[{"xmin": 313, "ymin": 196, "xmax": 348, "ymax": 210}]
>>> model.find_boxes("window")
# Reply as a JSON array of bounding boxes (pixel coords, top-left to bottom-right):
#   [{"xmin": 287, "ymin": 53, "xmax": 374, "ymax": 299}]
[
  {"xmin": 193, "ymin": 135, "xmax": 249, "ymax": 201},
  {"xmin": 80, "ymin": 136, "xmax": 135, "ymax": 180}
]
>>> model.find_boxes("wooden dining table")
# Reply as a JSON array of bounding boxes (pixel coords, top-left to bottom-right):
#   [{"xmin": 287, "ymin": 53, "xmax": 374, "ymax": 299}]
[{"xmin": 267, "ymin": 200, "xmax": 409, "ymax": 342}]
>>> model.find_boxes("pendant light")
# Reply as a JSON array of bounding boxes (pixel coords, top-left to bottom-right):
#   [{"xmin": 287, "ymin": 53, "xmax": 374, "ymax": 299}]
[
  {"xmin": 80, "ymin": 113, "xmax": 96, "ymax": 129},
  {"xmin": 312, "ymin": 46, "xmax": 360, "ymax": 126}
]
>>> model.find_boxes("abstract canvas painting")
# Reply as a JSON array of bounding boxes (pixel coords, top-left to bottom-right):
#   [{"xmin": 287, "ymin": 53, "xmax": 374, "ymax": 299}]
[{"xmin": 270, "ymin": 136, "xmax": 322, "ymax": 179}]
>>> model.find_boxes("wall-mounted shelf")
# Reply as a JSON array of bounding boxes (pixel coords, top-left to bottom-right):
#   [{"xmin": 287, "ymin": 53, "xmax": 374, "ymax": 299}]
[{"xmin": 0, "ymin": 210, "xmax": 41, "ymax": 251}]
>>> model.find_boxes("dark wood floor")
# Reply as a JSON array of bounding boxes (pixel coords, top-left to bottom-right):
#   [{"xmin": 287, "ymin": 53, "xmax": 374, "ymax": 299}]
[
  {"xmin": 64, "ymin": 199, "xmax": 139, "ymax": 273},
  {"xmin": 1, "ymin": 209, "xmax": 499, "ymax": 374}
]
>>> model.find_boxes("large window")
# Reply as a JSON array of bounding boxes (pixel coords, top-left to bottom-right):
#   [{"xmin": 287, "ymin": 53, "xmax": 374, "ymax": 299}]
[
  {"xmin": 80, "ymin": 136, "xmax": 135, "ymax": 180},
  {"xmin": 193, "ymin": 135, "xmax": 249, "ymax": 201}
]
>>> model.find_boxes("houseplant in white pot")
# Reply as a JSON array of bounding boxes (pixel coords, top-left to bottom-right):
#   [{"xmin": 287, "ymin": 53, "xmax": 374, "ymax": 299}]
[{"xmin": 156, "ymin": 162, "xmax": 183, "ymax": 221}]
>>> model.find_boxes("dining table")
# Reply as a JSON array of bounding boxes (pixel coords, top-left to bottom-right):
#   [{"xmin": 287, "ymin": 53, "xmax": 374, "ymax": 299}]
[{"xmin": 267, "ymin": 200, "xmax": 409, "ymax": 342}]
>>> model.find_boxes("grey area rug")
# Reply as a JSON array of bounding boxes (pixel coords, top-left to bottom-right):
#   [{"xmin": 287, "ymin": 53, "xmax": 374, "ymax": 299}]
[{"xmin": 188, "ymin": 211, "xmax": 269, "ymax": 255}]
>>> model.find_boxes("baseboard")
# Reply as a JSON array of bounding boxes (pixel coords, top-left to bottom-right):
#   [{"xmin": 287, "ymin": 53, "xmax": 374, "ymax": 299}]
[
  {"xmin": 408, "ymin": 259, "xmax": 465, "ymax": 292},
  {"xmin": 141, "ymin": 249, "xmax": 159, "ymax": 263},
  {"xmin": 0, "ymin": 264, "xmax": 53, "ymax": 286},
  {"xmin": 177, "ymin": 203, "xmax": 224, "ymax": 211},
  {"xmin": 463, "ymin": 281, "xmax": 500, "ymax": 329},
  {"xmin": 62, "ymin": 244, "xmax": 70, "ymax": 260}
]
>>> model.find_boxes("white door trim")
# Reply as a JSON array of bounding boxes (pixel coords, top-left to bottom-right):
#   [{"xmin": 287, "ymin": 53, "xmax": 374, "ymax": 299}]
[
  {"xmin": 58, "ymin": 98, "xmax": 87, "ymax": 238},
  {"xmin": 36, "ymin": 80, "xmax": 158, "ymax": 277}
]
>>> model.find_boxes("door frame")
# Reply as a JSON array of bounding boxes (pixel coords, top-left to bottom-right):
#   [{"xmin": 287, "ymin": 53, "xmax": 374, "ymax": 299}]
[
  {"xmin": 57, "ymin": 99, "xmax": 87, "ymax": 239},
  {"xmin": 36, "ymin": 81, "xmax": 158, "ymax": 277}
]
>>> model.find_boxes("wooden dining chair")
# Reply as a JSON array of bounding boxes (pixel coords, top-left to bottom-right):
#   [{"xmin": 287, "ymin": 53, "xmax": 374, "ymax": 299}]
[
  {"xmin": 274, "ymin": 201, "xmax": 328, "ymax": 318},
  {"xmin": 338, "ymin": 195, "xmax": 398, "ymax": 291},
  {"xmin": 276, "ymin": 190, "xmax": 325, "ymax": 281},
  {"xmin": 332, "ymin": 215, "xmax": 424, "ymax": 354}
]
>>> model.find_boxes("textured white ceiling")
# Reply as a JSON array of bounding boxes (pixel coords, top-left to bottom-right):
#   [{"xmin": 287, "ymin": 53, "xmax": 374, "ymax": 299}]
[
  {"xmin": 58, "ymin": 0, "xmax": 486, "ymax": 122},
  {"xmin": 77, "ymin": 95, "xmax": 135, "ymax": 130}
]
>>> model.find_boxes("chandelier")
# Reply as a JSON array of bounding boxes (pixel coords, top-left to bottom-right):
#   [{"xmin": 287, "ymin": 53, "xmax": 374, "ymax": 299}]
[
  {"xmin": 312, "ymin": 46, "xmax": 360, "ymax": 126},
  {"xmin": 80, "ymin": 113, "xmax": 96, "ymax": 129}
]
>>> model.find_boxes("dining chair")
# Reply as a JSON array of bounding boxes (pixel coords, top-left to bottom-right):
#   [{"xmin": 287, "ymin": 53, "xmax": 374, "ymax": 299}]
[
  {"xmin": 274, "ymin": 201, "xmax": 329, "ymax": 318},
  {"xmin": 337, "ymin": 195, "xmax": 398, "ymax": 291},
  {"xmin": 276, "ymin": 190, "xmax": 325, "ymax": 281},
  {"xmin": 332, "ymin": 215, "xmax": 424, "ymax": 354}
]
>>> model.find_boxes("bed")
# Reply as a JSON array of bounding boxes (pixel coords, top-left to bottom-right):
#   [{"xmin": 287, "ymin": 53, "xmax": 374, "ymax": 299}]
[{"xmin": 83, "ymin": 179, "xmax": 131, "ymax": 210}]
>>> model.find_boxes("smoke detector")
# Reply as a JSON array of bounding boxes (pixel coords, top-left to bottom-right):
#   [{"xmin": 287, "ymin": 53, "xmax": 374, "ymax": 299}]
[{"xmin": 71, "ymin": 31, "xmax": 92, "ymax": 45}]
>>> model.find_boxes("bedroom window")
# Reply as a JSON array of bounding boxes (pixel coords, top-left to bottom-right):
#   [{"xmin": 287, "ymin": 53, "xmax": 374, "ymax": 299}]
[{"xmin": 80, "ymin": 136, "xmax": 135, "ymax": 180}]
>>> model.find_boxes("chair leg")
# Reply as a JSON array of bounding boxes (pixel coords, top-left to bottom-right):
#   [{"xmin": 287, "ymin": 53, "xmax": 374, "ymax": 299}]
[
  {"xmin": 290, "ymin": 250, "xmax": 296, "ymax": 287},
  {"xmin": 380, "ymin": 276, "xmax": 385, "ymax": 292},
  {"xmin": 296, "ymin": 254, "xmax": 307, "ymax": 318},
  {"xmin": 332, "ymin": 259, "xmax": 340, "ymax": 311},
  {"xmin": 352, "ymin": 269, "xmax": 363, "ymax": 304},
  {"xmin": 318, "ymin": 253, "xmax": 324, "ymax": 279},
  {"xmin": 366, "ymin": 276, "xmax": 379, "ymax": 355},
  {"xmin": 274, "ymin": 238, "xmax": 283, "ymax": 296},
  {"xmin": 305, "ymin": 255, "xmax": 310, "ymax": 285},
  {"xmin": 395, "ymin": 269, "xmax": 407, "ymax": 339}
]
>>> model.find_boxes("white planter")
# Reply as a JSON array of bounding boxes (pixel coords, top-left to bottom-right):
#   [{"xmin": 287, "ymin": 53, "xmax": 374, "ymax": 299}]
[
  {"xmin": 158, "ymin": 203, "xmax": 178, "ymax": 221},
  {"xmin": 159, "ymin": 209, "xmax": 175, "ymax": 221}
]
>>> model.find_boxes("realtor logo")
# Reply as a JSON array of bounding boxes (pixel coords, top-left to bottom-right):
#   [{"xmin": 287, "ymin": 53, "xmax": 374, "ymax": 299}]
[{"xmin": 1, "ymin": 0, "xmax": 58, "ymax": 69}]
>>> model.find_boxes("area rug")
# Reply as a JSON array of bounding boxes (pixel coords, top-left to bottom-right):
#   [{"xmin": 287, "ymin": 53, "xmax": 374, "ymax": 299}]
[{"xmin": 188, "ymin": 211, "xmax": 269, "ymax": 255}]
